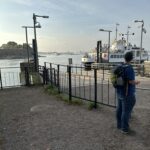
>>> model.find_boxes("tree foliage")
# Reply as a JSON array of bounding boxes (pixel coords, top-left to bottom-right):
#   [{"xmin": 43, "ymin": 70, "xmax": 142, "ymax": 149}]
[{"xmin": 0, "ymin": 41, "xmax": 32, "ymax": 49}]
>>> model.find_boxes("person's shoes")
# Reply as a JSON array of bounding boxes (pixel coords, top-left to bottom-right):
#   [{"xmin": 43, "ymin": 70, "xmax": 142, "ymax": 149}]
[
  {"xmin": 121, "ymin": 129, "xmax": 129, "ymax": 134},
  {"xmin": 121, "ymin": 128, "xmax": 136, "ymax": 135}
]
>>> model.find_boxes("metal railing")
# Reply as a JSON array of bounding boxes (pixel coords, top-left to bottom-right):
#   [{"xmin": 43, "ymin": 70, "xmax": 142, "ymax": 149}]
[
  {"xmin": 1, "ymin": 63, "xmax": 149, "ymax": 109},
  {"xmin": 41, "ymin": 62, "xmax": 150, "ymax": 108},
  {"xmin": 41, "ymin": 62, "xmax": 117, "ymax": 107}
]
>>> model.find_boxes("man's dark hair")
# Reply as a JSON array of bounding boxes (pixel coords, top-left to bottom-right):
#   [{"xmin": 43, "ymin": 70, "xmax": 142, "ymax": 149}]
[{"xmin": 124, "ymin": 52, "xmax": 133, "ymax": 62}]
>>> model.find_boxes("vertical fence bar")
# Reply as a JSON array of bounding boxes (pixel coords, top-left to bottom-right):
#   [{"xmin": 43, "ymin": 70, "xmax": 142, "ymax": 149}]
[
  {"xmin": 57, "ymin": 65, "xmax": 60, "ymax": 93},
  {"xmin": 94, "ymin": 69, "xmax": 97, "ymax": 108},
  {"xmin": 74, "ymin": 75, "xmax": 76, "ymax": 96},
  {"xmin": 54, "ymin": 68, "xmax": 56, "ymax": 86},
  {"xmin": 68, "ymin": 65, "xmax": 72, "ymax": 101},
  {"xmin": 108, "ymin": 79, "xmax": 110, "ymax": 105},
  {"xmin": 101, "ymin": 79, "xmax": 103, "ymax": 103},
  {"xmin": 89, "ymin": 76, "xmax": 91, "ymax": 100},
  {"xmin": 79, "ymin": 75, "xmax": 81, "ymax": 97},
  {"xmin": 83, "ymin": 75, "xmax": 85, "ymax": 99},
  {"xmin": 103, "ymin": 65, "xmax": 104, "ymax": 80},
  {"xmin": 0, "ymin": 69, "xmax": 3, "ymax": 89},
  {"xmin": 44, "ymin": 62, "xmax": 48, "ymax": 85},
  {"xmin": 50, "ymin": 63, "xmax": 52, "ymax": 85},
  {"xmin": 43, "ymin": 66, "xmax": 46, "ymax": 85},
  {"xmin": 46, "ymin": 68, "xmax": 48, "ymax": 85}
]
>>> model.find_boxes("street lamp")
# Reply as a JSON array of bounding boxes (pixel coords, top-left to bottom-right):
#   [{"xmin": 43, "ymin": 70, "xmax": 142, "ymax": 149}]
[
  {"xmin": 134, "ymin": 20, "xmax": 146, "ymax": 63},
  {"xmin": 115, "ymin": 23, "xmax": 120, "ymax": 41},
  {"xmin": 22, "ymin": 25, "xmax": 41, "ymax": 66},
  {"xmin": 99, "ymin": 29, "xmax": 112, "ymax": 63},
  {"xmin": 33, "ymin": 13, "xmax": 49, "ymax": 71}
]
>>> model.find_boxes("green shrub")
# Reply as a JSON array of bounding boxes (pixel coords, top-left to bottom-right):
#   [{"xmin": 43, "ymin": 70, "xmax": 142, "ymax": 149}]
[{"xmin": 88, "ymin": 102, "xmax": 97, "ymax": 110}]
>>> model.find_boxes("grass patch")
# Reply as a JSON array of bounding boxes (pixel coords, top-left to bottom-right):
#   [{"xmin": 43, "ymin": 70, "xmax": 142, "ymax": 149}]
[
  {"xmin": 44, "ymin": 85, "xmax": 83, "ymax": 106},
  {"xmin": 88, "ymin": 102, "xmax": 97, "ymax": 110},
  {"xmin": 44, "ymin": 85, "xmax": 58, "ymax": 95}
]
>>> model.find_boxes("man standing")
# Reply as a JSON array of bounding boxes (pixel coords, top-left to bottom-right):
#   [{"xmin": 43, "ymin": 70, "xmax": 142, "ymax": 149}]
[{"xmin": 116, "ymin": 52, "xmax": 140, "ymax": 134}]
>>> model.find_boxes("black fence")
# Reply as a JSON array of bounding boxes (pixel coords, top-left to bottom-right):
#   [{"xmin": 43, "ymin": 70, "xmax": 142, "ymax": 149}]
[
  {"xmin": 41, "ymin": 62, "xmax": 117, "ymax": 108},
  {"xmin": 41, "ymin": 62, "xmax": 150, "ymax": 108},
  {"xmin": 1, "ymin": 63, "xmax": 149, "ymax": 109}
]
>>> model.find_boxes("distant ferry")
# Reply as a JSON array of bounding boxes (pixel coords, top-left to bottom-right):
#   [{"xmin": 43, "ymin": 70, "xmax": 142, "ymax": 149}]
[{"xmin": 82, "ymin": 39, "xmax": 149, "ymax": 65}]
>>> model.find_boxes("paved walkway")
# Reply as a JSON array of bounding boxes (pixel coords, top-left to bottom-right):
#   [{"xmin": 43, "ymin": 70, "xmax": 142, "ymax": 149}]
[{"xmin": 0, "ymin": 86, "xmax": 150, "ymax": 150}]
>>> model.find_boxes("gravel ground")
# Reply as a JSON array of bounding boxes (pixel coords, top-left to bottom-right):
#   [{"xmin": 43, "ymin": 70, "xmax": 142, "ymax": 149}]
[{"xmin": 0, "ymin": 86, "xmax": 150, "ymax": 150}]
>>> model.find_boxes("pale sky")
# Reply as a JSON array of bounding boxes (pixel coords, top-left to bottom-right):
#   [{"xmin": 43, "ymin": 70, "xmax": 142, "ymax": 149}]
[{"xmin": 0, "ymin": 0, "xmax": 150, "ymax": 52}]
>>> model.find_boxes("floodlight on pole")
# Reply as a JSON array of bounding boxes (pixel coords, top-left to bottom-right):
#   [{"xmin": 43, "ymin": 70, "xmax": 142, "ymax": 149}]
[
  {"xmin": 33, "ymin": 13, "xmax": 49, "ymax": 72},
  {"xmin": 99, "ymin": 28, "xmax": 112, "ymax": 63}
]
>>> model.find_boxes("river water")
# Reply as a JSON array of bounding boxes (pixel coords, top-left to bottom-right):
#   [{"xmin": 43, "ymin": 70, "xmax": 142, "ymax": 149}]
[
  {"xmin": 0, "ymin": 54, "xmax": 83, "ymax": 68},
  {"xmin": 0, "ymin": 54, "xmax": 83, "ymax": 87}
]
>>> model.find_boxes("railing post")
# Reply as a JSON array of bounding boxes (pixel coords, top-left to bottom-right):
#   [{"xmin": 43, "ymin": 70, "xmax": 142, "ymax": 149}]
[
  {"xmin": 68, "ymin": 65, "xmax": 72, "ymax": 101},
  {"xmin": 94, "ymin": 69, "xmax": 97, "ymax": 108},
  {"xmin": 25, "ymin": 67, "xmax": 30, "ymax": 86},
  {"xmin": 0, "ymin": 69, "xmax": 3, "ymax": 90},
  {"xmin": 43, "ymin": 66, "xmax": 48, "ymax": 85},
  {"xmin": 43, "ymin": 66, "xmax": 45, "ymax": 84},
  {"xmin": 57, "ymin": 65, "xmax": 60, "ymax": 93}
]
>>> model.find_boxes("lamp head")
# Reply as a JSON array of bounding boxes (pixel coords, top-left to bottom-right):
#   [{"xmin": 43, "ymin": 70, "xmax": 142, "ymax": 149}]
[
  {"xmin": 99, "ymin": 29, "xmax": 104, "ymax": 31},
  {"xmin": 42, "ymin": 16, "xmax": 49, "ymax": 18}
]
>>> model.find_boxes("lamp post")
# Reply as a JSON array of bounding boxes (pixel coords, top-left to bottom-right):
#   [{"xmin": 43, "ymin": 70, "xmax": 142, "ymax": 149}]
[
  {"xmin": 134, "ymin": 20, "xmax": 145, "ymax": 63},
  {"xmin": 115, "ymin": 23, "xmax": 119, "ymax": 41},
  {"xmin": 33, "ymin": 13, "xmax": 49, "ymax": 71},
  {"xmin": 99, "ymin": 29, "xmax": 112, "ymax": 63},
  {"xmin": 22, "ymin": 25, "xmax": 41, "ymax": 66}
]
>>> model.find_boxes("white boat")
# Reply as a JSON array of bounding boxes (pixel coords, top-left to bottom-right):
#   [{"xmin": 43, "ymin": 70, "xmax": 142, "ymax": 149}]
[
  {"xmin": 81, "ymin": 52, "xmax": 96, "ymax": 64},
  {"xmin": 82, "ymin": 39, "xmax": 149, "ymax": 64},
  {"xmin": 103, "ymin": 39, "xmax": 149, "ymax": 63}
]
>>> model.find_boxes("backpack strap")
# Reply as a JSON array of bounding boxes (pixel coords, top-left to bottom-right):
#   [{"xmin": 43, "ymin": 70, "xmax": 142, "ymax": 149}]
[{"xmin": 123, "ymin": 64, "xmax": 129, "ymax": 96}]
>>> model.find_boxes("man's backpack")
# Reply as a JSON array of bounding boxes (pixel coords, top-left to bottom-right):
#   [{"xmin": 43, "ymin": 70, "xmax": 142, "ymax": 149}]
[{"xmin": 110, "ymin": 64, "xmax": 128, "ymax": 88}]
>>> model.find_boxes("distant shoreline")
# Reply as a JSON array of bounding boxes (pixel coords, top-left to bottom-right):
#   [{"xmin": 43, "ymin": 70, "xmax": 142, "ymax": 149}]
[{"xmin": 0, "ymin": 48, "xmax": 33, "ymax": 59}]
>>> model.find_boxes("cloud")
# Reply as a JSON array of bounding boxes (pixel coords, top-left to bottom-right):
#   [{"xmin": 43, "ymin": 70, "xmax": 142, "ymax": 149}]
[{"xmin": 10, "ymin": 0, "xmax": 34, "ymax": 6}]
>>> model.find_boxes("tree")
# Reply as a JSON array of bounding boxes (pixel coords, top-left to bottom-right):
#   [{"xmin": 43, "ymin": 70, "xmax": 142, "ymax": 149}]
[{"xmin": 0, "ymin": 41, "xmax": 31, "ymax": 49}]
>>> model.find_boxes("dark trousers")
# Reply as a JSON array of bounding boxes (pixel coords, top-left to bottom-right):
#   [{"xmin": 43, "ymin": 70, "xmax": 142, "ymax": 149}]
[{"xmin": 116, "ymin": 93, "xmax": 136, "ymax": 131}]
